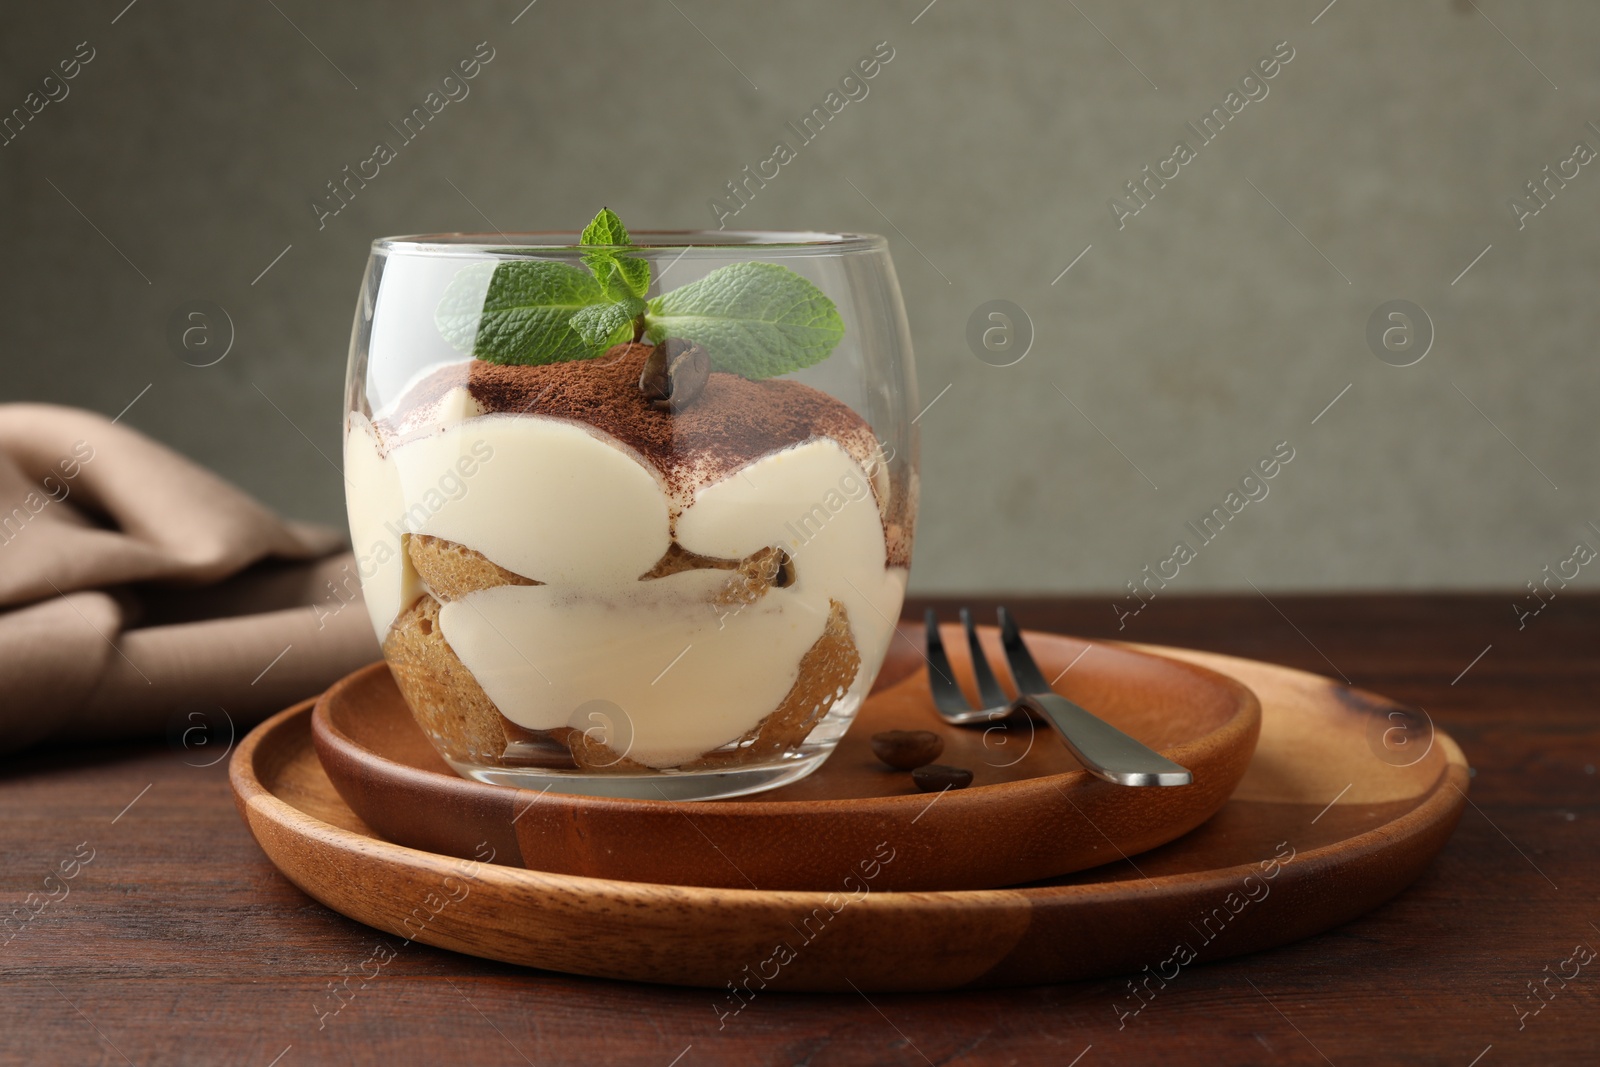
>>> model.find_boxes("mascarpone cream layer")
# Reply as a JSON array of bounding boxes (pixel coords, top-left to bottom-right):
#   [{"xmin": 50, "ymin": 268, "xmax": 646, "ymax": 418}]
[{"xmin": 344, "ymin": 410, "xmax": 905, "ymax": 767}]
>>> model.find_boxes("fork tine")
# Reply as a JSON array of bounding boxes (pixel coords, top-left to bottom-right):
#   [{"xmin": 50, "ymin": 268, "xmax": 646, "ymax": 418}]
[
  {"xmin": 924, "ymin": 609, "xmax": 974, "ymax": 714},
  {"xmin": 998, "ymin": 606, "xmax": 1053, "ymax": 694},
  {"xmin": 961, "ymin": 607, "xmax": 1009, "ymax": 709}
]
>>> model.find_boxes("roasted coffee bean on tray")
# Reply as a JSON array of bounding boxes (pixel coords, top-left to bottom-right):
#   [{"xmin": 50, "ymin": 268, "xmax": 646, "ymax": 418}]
[
  {"xmin": 912, "ymin": 764, "xmax": 973, "ymax": 793},
  {"xmin": 870, "ymin": 729, "xmax": 944, "ymax": 770}
]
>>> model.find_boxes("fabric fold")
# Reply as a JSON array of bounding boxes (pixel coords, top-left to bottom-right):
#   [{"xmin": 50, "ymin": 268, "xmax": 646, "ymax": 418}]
[{"xmin": 0, "ymin": 403, "xmax": 379, "ymax": 755}]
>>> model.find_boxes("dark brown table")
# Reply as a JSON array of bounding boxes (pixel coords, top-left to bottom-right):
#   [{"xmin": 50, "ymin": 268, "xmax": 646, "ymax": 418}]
[{"xmin": 4, "ymin": 594, "xmax": 1597, "ymax": 1066}]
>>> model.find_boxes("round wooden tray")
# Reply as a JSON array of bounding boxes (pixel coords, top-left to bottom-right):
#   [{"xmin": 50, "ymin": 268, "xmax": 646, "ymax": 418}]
[
  {"xmin": 311, "ymin": 626, "xmax": 1260, "ymax": 891},
  {"xmin": 230, "ymin": 639, "xmax": 1468, "ymax": 992}
]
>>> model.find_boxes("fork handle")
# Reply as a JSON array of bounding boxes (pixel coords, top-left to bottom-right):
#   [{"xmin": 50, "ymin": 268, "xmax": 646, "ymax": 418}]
[{"xmin": 1017, "ymin": 693, "xmax": 1193, "ymax": 787}]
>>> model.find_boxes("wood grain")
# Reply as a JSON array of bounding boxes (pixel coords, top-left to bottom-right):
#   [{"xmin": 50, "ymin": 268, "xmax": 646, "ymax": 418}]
[
  {"xmin": 235, "ymin": 639, "xmax": 1465, "ymax": 991},
  {"xmin": 4, "ymin": 594, "xmax": 1597, "ymax": 1065},
  {"xmin": 311, "ymin": 627, "xmax": 1260, "ymax": 891}
]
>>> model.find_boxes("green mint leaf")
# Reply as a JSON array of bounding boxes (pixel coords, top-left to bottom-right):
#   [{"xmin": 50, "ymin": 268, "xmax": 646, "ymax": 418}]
[
  {"xmin": 579, "ymin": 207, "xmax": 629, "ymax": 249},
  {"xmin": 439, "ymin": 259, "xmax": 611, "ymax": 365},
  {"xmin": 570, "ymin": 296, "xmax": 644, "ymax": 346},
  {"xmin": 435, "ymin": 260, "xmax": 497, "ymax": 353},
  {"xmin": 609, "ymin": 254, "xmax": 651, "ymax": 300},
  {"xmin": 644, "ymin": 262, "xmax": 845, "ymax": 378},
  {"xmin": 580, "ymin": 207, "xmax": 651, "ymax": 301}
]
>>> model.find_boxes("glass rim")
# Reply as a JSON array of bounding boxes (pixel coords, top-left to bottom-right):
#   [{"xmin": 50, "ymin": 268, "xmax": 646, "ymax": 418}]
[{"xmin": 371, "ymin": 230, "xmax": 888, "ymax": 257}]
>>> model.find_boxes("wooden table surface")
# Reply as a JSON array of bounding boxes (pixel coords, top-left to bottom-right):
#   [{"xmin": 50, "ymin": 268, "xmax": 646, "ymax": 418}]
[{"xmin": 4, "ymin": 593, "xmax": 1596, "ymax": 1066}]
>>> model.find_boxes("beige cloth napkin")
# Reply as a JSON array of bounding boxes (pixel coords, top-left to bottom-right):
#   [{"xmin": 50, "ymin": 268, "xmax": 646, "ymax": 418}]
[{"xmin": 0, "ymin": 403, "xmax": 380, "ymax": 754}]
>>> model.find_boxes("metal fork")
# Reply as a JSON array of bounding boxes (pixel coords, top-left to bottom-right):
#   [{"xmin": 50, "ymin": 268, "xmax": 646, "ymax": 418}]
[{"xmin": 924, "ymin": 607, "xmax": 1192, "ymax": 787}]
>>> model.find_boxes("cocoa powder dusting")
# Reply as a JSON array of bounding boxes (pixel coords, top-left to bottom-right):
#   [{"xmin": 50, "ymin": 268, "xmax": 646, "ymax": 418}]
[
  {"xmin": 397, "ymin": 344, "xmax": 875, "ymax": 500},
  {"xmin": 381, "ymin": 344, "xmax": 911, "ymax": 567}
]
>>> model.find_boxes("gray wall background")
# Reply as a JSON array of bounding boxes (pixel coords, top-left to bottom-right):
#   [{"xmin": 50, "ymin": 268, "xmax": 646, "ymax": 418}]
[{"xmin": 3, "ymin": 0, "xmax": 1596, "ymax": 599}]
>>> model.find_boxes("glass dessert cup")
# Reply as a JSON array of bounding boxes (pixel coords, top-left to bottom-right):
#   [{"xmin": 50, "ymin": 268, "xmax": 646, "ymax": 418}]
[{"xmin": 343, "ymin": 229, "xmax": 919, "ymax": 800}]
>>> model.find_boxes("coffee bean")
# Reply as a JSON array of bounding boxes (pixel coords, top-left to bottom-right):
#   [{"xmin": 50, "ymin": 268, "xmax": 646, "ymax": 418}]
[
  {"xmin": 871, "ymin": 730, "xmax": 944, "ymax": 770},
  {"xmin": 639, "ymin": 338, "xmax": 710, "ymax": 412},
  {"xmin": 912, "ymin": 764, "xmax": 973, "ymax": 793}
]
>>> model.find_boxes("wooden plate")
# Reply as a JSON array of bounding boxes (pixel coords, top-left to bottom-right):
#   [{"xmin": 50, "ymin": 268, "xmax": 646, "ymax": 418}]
[
  {"xmin": 311, "ymin": 627, "xmax": 1260, "ymax": 891},
  {"xmin": 231, "ymin": 642, "xmax": 1468, "ymax": 991}
]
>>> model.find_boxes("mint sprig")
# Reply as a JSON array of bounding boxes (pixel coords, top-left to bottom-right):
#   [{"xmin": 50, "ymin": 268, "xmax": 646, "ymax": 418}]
[
  {"xmin": 570, "ymin": 295, "xmax": 645, "ymax": 346},
  {"xmin": 437, "ymin": 208, "xmax": 845, "ymax": 378},
  {"xmin": 580, "ymin": 207, "xmax": 651, "ymax": 302},
  {"xmin": 644, "ymin": 262, "xmax": 845, "ymax": 379},
  {"xmin": 437, "ymin": 258, "xmax": 619, "ymax": 365}
]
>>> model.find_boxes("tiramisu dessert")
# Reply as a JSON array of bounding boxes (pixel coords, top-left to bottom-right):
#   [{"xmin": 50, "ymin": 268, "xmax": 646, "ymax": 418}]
[{"xmin": 345, "ymin": 212, "xmax": 913, "ymax": 785}]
